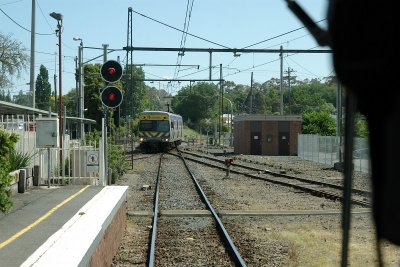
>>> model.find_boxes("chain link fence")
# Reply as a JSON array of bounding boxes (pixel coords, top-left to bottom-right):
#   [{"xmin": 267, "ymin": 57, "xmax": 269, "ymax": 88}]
[{"xmin": 298, "ymin": 134, "xmax": 370, "ymax": 174}]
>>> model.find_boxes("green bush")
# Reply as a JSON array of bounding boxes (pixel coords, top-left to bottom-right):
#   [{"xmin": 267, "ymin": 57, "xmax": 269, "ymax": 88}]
[
  {"xmin": 0, "ymin": 167, "xmax": 13, "ymax": 212},
  {"xmin": 0, "ymin": 129, "xmax": 19, "ymax": 213},
  {"xmin": 108, "ymin": 143, "xmax": 128, "ymax": 184},
  {"xmin": 8, "ymin": 150, "xmax": 35, "ymax": 172}
]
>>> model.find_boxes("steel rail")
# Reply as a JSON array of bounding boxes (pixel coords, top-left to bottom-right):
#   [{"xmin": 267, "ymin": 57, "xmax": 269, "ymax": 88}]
[
  {"xmin": 175, "ymin": 149, "xmax": 247, "ymax": 267},
  {"xmin": 147, "ymin": 154, "xmax": 163, "ymax": 267},
  {"xmin": 175, "ymin": 151, "xmax": 370, "ymax": 208},
  {"xmin": 182, "ymin": 149, "xmax": 370, "ymax": 197}
]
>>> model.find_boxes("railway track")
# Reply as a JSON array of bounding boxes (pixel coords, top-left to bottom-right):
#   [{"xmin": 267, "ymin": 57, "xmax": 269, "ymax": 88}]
[
  {"xmin": 176, "ymin": 148, "xmax": 371, "ymax": 208},
  {"xmin": 114, "ymin": 148, "xmax": 377, "ymax": 266},
  {"xmin": 147, "ymin": 150, "xmax": 247, "ymax": 266}
]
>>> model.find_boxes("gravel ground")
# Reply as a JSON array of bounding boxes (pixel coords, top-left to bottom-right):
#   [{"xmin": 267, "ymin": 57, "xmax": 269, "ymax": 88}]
[{"xmin": 112, "ymin": 145, "xmax": 400, "ymax": 266}]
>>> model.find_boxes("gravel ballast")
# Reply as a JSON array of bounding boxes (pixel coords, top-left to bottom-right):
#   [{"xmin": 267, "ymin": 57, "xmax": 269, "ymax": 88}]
[{"xmin": 112, "ymin": 146, "xmax": 400, "ymax": 266}]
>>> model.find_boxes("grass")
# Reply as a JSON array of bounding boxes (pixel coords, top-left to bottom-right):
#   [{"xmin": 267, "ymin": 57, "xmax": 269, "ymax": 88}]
[
  {"xmin": 272, "ymin": 220, "xmax": 400, "ymax": 266},
  {"xmin": 183, "ymin": 126, "xmax": 202, "ymax": 140}
]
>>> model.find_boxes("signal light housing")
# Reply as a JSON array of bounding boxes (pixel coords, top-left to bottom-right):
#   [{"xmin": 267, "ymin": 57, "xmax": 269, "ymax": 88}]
[
  {"xmin": 100, "ymin": 60, "xmax": 123, "ymax": 83},
  {"xmin": 101, "ymin": 86, "xmax": 123, "ymax": 108}
]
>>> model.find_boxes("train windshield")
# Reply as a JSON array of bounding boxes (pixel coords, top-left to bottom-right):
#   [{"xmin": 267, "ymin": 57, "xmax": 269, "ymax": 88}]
[{"xmin": 139, "ymin": 120, "xmax": 170, "ymax": 132}]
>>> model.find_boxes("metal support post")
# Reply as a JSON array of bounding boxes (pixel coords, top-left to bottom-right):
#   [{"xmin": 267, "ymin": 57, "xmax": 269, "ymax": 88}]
[
  {"xmin": 102, "ymin": 44, "xmax": 108, "ymax": 184},
  {"xmin": 47, "ymin": 148, "xmax": 51, "ymax": 188},
  {"xmin": 30, "ymin": 0, "xmax": 35, "ymax": 108},
  {"xmin": 79, "ymin": 41, "xmax": 84, "ymax": 139},
  {"xmin": 209, "ymin": 51, "xmax": 212, "ymax": 80}
]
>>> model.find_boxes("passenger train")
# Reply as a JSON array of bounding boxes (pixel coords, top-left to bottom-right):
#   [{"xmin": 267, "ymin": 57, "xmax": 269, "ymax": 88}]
[{"xmin": 138, "ymin": 111, "xmax": 183, "ymax": 152}]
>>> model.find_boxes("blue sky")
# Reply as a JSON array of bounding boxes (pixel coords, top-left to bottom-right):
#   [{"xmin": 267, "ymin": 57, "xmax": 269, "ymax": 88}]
[{"xmin": 1, "ymin": 0, "xmax": 332, "ymax": 97}]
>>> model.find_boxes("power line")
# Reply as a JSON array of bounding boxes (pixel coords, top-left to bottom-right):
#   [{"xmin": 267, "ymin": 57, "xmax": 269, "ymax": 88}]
[
  {"xmin": 174, "ymin": 0, "xmax": 195, "ymax": 80},
  {"xmin": 242, "ymin": 18, "xmax": 326, "ymax": 49},
  {"xmin": 131, "ymin": 9, "xmax": 230, "ymax": 49},
  {"xmin": 35, "ymin": 0, "xmax": 54, "ymax": 32},
  {"xmin": 0, "ymin": 0, "xmax": 25, "ymax": 6},
  {"xmin": 0, "ymin": 7, "xmax": 54, "ymax": 35},
  {"xmin": 226, "ymin": 46, "xmax": 327, "ymax": 78},
  {"xmin": 21, "ymin": 49, "xmax": 75, "ymax": 59}
]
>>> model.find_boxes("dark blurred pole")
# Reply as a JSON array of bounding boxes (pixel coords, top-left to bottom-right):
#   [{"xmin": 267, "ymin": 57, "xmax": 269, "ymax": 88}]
[{"xmin": 219, "ymin": 64, "xmax": 222, "ymax": 145}]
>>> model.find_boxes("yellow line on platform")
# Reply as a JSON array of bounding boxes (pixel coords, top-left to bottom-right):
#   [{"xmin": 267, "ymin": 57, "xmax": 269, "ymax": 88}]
[{"xmin": 0, "ymin": 185, "xmax": 91, "ymax": 249}]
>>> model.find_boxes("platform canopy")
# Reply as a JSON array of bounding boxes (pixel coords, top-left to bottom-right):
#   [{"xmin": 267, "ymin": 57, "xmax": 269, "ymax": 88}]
[{"xmin": 0, "ymin": 100, "xmax": 96, "ymax": 125}]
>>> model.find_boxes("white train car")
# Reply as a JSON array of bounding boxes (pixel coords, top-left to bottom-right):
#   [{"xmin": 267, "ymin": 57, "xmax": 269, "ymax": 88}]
[{"xmin": 138, "ymin": 111, "xmax": 183, "ymax": 152}]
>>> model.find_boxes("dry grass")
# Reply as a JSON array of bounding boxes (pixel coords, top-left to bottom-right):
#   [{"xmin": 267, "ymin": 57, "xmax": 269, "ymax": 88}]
[{"xmin": 271, "ymin": 219, "xmax": 400, "ymax": 267}]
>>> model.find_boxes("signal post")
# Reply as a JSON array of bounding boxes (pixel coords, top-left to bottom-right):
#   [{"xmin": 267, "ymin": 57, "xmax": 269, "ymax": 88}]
[
  {"xmin": 100, "ymin": 59, "xmax": 124, "ymax": 109},
  {"xmin": 100, "ymin": 59, "xmax": 123, "ymax": 185}
]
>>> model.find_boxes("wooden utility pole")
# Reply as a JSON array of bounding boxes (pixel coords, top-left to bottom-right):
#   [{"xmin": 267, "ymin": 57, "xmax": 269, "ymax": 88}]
[
  {"xmin": 280, "ymin": 46, "xmax": 283, "ymax": 115},
  {"xmin": 285, "ymin": 67, "xmax": 296, "ymax": 114},
  {"xmin": 250, "ymin": 72, "xmax": 253, "ymax": 114}
]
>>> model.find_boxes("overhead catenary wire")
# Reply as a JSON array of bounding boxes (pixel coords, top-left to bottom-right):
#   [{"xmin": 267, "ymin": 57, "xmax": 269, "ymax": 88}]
[
  {"xmin": 225, "ymin": 45, "xmax": 327, "ymax": 78},
  {"xmin": 132, "ymin": 9, "xmax": 230, "ymax": 49},
  {"xmin": 0, "ymin": 0, "xmax": 25, "ymax": 6},
  {"xmin": 35, "ymin": 0, "xmax": 54, "ymax": 32},
  {"xmin": 124, "ymin": 10, "xmax": 330, "ymax": 86},
  {"xmin": 0, "ymin": 7, "xmax": 53, "ymax": 35},
  {"xmin": 174, "ymin": 0, "xmax": 195, "ymax": 80},
  {"xmin": 242, "ymin": 18, "xmax": 326, "ymax": 49}
]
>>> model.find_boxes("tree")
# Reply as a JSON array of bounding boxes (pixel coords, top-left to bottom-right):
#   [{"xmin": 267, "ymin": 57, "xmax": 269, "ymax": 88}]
[
  {"xmin": 121, "ymin": 65, "xmax": 147, "ymax": 118},
  {"xmin": 146, "ymin": 85, "xmax": 171, "ymax": 111},
  {"xmin": 171, "ymin": 82, "xmax": 219, "ymax": 128},
  {"xmin": 35, "ymin": 65, "xmax": 52, "ymax": 110},
  {"xmin": 63, "ymin": 89, "xmax": 78, "ymax": 117},
  {"xmin": 0, "ymin": 33, "xmax": 29, "ymax": 88},
  {"xmin": 224, "ymin": 83, "xmax": 250, "ymax": 114},
  {"xmin": 302, "ymin": 110, "xmax": 336, "ymax": 136},
  {"xmin": 355, "ymin": 113, "xmax": 369, "ymax": 138},
  {"xmin": 289, "ymin": 82, "xmax": 333, "ymax": 115},
  {"xmin": 13, "ymin": 90, "xmax": 30, "ymax": 106},
  {"xmin": 83, "ymin": 64, "xmax": 104, "ymax": 129},
  {"xmin": 0, "ymin": 89, "xmax": 11, "ymax": 102}
]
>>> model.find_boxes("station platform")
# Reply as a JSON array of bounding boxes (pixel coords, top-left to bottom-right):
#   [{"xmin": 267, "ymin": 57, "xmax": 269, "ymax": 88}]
[{"xmin": 0, "ymin": 185, "xmax": 128, "ymax": 267}]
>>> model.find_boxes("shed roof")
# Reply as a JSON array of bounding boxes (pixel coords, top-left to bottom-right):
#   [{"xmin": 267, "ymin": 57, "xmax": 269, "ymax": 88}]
[
  {"xmin": 233, "ymin": 114, "xmax": 302, "ymax": 122},
  {"xmin": 0, "ymin": 100, "xmax": 96, "ymax": 124}
]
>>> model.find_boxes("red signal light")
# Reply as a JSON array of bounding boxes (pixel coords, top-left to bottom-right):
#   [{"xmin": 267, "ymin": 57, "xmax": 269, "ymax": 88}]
[
  {"xmin": 108, "ymin": 67, "xmax": 116, "ymax": 76},
  {"xmin": 107, "ymin": 92, "xmax": 117, "ymax": 101},
  {"xmin": 100, "ymin": 60, "xmax": 123, "ymax": 83},
  {"xmin": 101, "ymin": 86, "xmax": 123, "ymax": 108}
]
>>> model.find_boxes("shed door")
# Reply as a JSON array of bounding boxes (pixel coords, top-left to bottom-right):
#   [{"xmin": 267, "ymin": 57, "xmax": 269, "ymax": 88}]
[
  {"xmin": 251, "ymin": 132, "xmax": 262, "ymax": 155},
  {"xmin": 279, "ymin": 132, "xmax": 290, "ymax": 155}
]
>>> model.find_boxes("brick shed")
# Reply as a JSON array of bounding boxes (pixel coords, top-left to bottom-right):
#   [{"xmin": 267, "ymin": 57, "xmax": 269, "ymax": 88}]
[{"xmin": 233, "ymin": 115, "xmax": 302, "ymax": 156}]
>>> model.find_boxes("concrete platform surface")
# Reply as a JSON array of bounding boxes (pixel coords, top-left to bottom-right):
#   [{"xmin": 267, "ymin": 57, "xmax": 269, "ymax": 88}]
[{"xmin": 0, "ymin": 185, "xmax": 125, "ymax": 267}]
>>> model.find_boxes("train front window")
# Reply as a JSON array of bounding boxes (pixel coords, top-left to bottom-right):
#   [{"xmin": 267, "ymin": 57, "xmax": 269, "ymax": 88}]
[
  {"xmin": 139, "ymin": 121, "xmax": 154, "ymax": 131},
  {"xmin": 157, "ymin": 121, "xmax": 169, "ymax": 132},
  {"xmin": 139, "ymin": 120, "xmax": 169, "ymax": 132}
]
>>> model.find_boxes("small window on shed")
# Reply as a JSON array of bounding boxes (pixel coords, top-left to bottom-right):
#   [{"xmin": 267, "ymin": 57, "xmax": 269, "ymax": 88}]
[{"xmin": 267, "ymin": 134, "xmax": 273, "ymax": 143}]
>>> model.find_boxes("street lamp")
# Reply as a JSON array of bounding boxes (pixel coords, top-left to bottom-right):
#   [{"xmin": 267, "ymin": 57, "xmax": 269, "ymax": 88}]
[
  {"xmin": 73, "ymin": 37, "xmax": 84, "ymax": 139},
  {"xmin": 50, "ymin": 12, "xmax": 63, "ymax": 150}
]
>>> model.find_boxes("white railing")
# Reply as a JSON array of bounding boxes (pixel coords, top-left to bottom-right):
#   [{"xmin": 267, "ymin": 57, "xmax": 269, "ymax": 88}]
[
  {"xmin": 1, "ymin": 114, "xmax": 103, "ymax": 185},
  {"xmin": 37, "ymin": 145, "xmax": 100, "ymax": 186}
]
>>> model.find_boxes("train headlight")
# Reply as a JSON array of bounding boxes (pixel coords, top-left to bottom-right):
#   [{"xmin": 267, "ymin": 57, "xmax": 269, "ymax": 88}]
[
  {"xmin": 165, "ymin": 138, "xmax": 169, "ymax": 142},
  {"xmin": 140, "ymin": 137, "xmax": 143, "ymax": 142}
]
